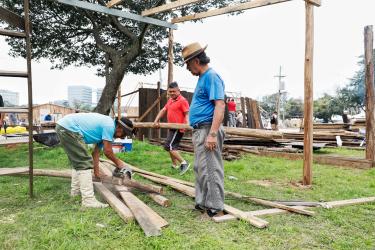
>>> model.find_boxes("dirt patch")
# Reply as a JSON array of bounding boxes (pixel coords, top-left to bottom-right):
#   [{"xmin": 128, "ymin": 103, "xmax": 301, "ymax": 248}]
[
  {"xmin": 0, "ymin": 214, "xmax": 16, "ymax": 224},
  {"xmin": 289, "ymin": 180, "xmax": 313, "ymax": 189},
  {"xmin": 247, "ymin": 179, "xmax": 275, "ymax": 187}
]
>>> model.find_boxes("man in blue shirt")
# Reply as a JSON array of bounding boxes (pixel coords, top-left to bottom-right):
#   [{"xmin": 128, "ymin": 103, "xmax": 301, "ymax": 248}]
[
  {"xmin": 182, "ymin": 42, "xmax": 226, "ymax": 218},
  {"xmin": 56, "ymin": 113, "xmax": 134, "ymax": 208}
]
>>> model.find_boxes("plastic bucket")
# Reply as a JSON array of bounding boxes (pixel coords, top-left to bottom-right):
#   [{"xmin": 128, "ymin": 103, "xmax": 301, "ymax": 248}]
[{"xmin": 112, "ymin": 143, "xmax": 123, "ymax": 153}]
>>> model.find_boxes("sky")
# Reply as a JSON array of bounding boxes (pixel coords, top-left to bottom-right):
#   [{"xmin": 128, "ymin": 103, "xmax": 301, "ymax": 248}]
[{"xmin": 0, "ymin": 0, "xmax": 374, "ymax": 106}]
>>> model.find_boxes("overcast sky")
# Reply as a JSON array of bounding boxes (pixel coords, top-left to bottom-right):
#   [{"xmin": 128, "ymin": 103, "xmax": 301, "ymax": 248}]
[{"xmin": 0, "ymin": 0, "xmax": 375, "ymax": 106}]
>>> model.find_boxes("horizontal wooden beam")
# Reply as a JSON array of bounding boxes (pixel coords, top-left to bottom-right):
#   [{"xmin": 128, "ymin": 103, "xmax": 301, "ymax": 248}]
[
  {"xmin": 304, "ymin": 0, "xmax": 321, "ymax": 7},
  {"xmin": 0, "ymin": 29, "xmax": 26, "ymax": 38},
  {"xmin": 0, "ymin": 70, "xmax": 28, "ymax": 77},
  {"xmin": 56, "ymin": 0, "xmax": 178, "ymax": 30},
  {"xmin": 0, "ymin": 108, "xmax": 29, "ymax": 113},
  {"xmin": 172, "ymin": 0, "xmax": 292, "ymax": 23},
  {"xmin": 142, "ymin": 0, "xmax": 204, "ymax": 16}
]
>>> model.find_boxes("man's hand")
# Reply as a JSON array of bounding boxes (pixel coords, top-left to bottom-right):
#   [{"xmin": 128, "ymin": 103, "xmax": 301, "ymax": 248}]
[
  {"xmin": 153, "ymin": 121, "xmax": 160, "ymax": 129},
  {"xmin": 205, "ymin": 134, "xmax": 218, "ymax": 151}
]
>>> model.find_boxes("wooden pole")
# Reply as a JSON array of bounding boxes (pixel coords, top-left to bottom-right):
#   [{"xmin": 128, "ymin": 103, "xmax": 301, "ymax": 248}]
[
  {"xmin": 240, "ymin": 97, "xmax": 246, "ymax": 127},
  {"xmin": 303, "ymin": 2, "xmax": 314, "ymax": 185},
  {"xmin": 117, "ymin": 84, "xmax": 121, "ymax": 119},
  {"xmin": 364, "ymin": 25, "xmax": 375, "ymax": 162},
  {"xmin": 167, "ymin": 29, "xmax": 174, "ymax": 84},
  {"xmin": 157, "ymin": 81, "xmax": 161, "ymax": 139}
]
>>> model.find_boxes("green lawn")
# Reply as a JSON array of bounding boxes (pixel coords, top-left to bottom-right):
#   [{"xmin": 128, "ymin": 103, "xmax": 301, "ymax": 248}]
[{"xmin": 0, "ymin": 141, "xmax": 374, "ymax": 249}]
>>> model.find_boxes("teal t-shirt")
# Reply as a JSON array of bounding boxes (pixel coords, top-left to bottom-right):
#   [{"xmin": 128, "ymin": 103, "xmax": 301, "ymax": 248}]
[
  {"xmin": 57, "ymin": 113, "xmax": 115, "ymax": 144},
  {"xmin": 189, "ymin": 68, "xmax": 225, "ymax": 127}
]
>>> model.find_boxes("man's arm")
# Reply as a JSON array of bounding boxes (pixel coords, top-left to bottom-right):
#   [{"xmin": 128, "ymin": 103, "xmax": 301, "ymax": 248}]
[
  {"xmin": 184, "ymin": 111, "xmax": 189, "ymax": 125},
  {"xmin": 92, "ymin": 144, "xmax": 100, "ymax": 177},
  {"xmin": 102, "ymin": 140, "xmax": 126, "ymax": 168},
  {"xmin": 153, "ymin": 108, "xmax": 167, "ymax": 126},
  {"xmin": 205, "ymin": 100, "xmax": 225, "ymax": 150}
]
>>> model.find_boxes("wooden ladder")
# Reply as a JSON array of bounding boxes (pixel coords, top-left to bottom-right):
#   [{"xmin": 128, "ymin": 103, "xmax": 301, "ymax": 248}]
[{"xmin": 0, "ymin": 1, "xmax": 34, "ymax": 197}]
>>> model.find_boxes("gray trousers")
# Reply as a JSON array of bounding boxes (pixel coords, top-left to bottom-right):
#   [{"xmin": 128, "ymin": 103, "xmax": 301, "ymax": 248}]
[
  {"xmin": 192, "ymin": 125, "xmax": 225, "ymax": 212},
  {"xmin": 228, "ymin": 111, "xmax": 236, "ymax": 127}
]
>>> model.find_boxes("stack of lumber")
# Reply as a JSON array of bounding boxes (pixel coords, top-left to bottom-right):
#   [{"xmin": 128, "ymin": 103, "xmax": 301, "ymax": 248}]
[
  {"xmin": 300, "ymin": 123, "xmax": 350, "ymax": 131},
  {"xmin": 351, "ymin": 119, "xmax": 366, "ymax": 130}
]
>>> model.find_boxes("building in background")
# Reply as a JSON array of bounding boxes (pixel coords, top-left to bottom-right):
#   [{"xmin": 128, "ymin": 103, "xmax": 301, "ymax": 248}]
[
  {"xmin": 53, "ymin": 99, "xmax": 69, "ymax": 107},
  {"xmin": 96, "ymin": 88, "xmax": 103, "ymax": 104},
  {"xmin": 0, "ymin": 89, "xmax": 19, "ymax": 106},
  {"xmin": 68, "ymin": 85, "xmax": 92, "ymax": 108}
]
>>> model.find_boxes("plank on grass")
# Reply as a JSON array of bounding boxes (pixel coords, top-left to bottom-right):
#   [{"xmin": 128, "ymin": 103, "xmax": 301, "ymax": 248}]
[
  {"xmin": 0, "ymin": 167, "xmax": 28, "ymax": 176},
  {"xmin": 93, "ymin": 182, "xmax": 134, "ymax": 222}
]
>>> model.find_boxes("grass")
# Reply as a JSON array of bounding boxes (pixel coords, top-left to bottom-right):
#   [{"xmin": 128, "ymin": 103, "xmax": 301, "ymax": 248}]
[{"xmin": 0, "ymin": 141, "xmax": 374, "ymax": 249}]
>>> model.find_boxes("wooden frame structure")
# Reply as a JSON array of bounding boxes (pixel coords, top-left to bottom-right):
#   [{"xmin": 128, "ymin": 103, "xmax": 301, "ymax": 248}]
[
  {"xmin": 0, "ymin": 1, "xmax": 34, "ymax": 197},
  {"xmin": 141, "ymin": 0, "xmax": 321, "ymax": 185}
]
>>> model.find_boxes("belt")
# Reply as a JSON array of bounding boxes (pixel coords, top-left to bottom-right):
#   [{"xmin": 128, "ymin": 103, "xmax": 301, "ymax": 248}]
[{"xmin": 192, "ymin": 122, "xmax": 212, "ymax": 129}]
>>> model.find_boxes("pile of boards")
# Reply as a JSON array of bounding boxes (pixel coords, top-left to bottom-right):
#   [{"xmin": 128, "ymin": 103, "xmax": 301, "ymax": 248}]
[{"xmin": 2, "ymin": 165, "xmax": 375, "ymax": 237}]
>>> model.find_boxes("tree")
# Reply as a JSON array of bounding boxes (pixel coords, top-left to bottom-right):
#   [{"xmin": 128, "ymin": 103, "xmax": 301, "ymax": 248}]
[
  {"xmin": 259, "ymin": 93, "xmax": 278, "ymax": 117},
  {"xmin": 313, "ymin": 93, "xmax": 343, "ymax": 123},
  {"xmin": 284, "ymin": 98, "xmax": 303, "ymax": 119},
  {"xmin": 2, "ymin": 0, "xmax": 234, "ymax": 114}
]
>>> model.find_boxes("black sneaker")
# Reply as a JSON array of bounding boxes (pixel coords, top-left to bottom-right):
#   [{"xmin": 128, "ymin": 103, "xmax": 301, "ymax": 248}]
[{"xmin": 179, "ymin": 162, "xmax": 190, "ymax": 175}]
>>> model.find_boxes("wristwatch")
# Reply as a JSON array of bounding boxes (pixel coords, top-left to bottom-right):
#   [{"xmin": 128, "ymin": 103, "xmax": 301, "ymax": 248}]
[{"xmin": 209, "ymin": 132, "xmax": 217, "ymax": 137}]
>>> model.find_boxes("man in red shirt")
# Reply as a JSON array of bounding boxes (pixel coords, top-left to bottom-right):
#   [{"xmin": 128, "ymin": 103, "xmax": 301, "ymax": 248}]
[
  {"xmin": 154, "ymin": 82, "xmax": 190, "ymax": 175},
  {"xmin": 227, "ymin": 98, "xmax": 236, "ymax": 127}
]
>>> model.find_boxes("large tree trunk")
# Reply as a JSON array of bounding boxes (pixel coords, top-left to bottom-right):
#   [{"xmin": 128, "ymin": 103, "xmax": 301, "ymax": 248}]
[{"xmin": 94, "ymin": 57, "xmax": 129, "ymax": 115}]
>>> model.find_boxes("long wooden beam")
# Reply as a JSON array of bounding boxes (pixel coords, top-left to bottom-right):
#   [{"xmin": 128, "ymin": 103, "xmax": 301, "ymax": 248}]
[
  {"xmin": 304, "ymin": 0, "xmax": 321, "ymax": 7},
  {"xmin": 56, "ymin": 0, "xmax": 178, "ymax": 30},
  {"xmin": 213, "ymin": 197, "xmax": 375, "ymax": 223},
  {"xmin": 142, "ymin": 0, "xmax": 204, "ymax": 16},
  {"xmin": 93, "ymin": 182, "xmax": 134, "ymax": 222},
  {"xmin": 364, "ymin": 26, "xmax": 375, "ymax": 162},
  {"xmin": 171, "ymin": 0, "xmax": 292, "ymax": 23},
  {"xmin": 0, "ymin": 7, "xmax": 25, "ymax": 30}
]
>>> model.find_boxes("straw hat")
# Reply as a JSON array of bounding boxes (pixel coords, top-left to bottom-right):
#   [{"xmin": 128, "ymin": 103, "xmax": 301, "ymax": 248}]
[{"xmin": 182, "ymin": 42, "xmax": 208, "ymax": 63}]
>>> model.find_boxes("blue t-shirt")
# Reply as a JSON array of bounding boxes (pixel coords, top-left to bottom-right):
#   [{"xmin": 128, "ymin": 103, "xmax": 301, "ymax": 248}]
[
  {"xmin": 57, "ymin": 113, "xmax": 115, "ymax": 144},
  {"xmin": 189, "ymin": 68, "xmax": 225, "ymax": 127}
]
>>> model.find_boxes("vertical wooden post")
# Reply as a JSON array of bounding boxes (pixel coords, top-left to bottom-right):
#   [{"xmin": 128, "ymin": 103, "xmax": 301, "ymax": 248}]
[
  {"xmin": 364, "ymin": 25, "xmax": 375, "ymax": 162},
  {"xmin": 303, "ymin": 2, "xmax": 314, "ymax": 185},
  {"xmin": 24, "ymin": 0, "xmax": 33, "ymax": 198},
  {"xmin": 240, "ymin": 97, "xmax": 246, "ymax": 127},
  {"xmin": 157, "ymin": 81, "xmax": 161, "ymax": 139},
  {"xmin": 117, "ymin": 84, "xmax": 121, "ymax": 119},
  {"xmin": 167, "ymin": 29, "xmax": 174, "ymax": 84}
]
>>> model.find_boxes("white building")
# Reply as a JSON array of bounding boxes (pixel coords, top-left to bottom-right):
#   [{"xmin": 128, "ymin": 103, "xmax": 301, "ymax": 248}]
[
  {"xmin": 0, "ymin": 89, "xmax": 19, "ymax": 106},
  {"xmin": 96, "ymin": 88, "xmax": 103, "ymax": 103},
  {"xmin": 68, "ymin": 85, "xmax": 92, "ymax": 107}
]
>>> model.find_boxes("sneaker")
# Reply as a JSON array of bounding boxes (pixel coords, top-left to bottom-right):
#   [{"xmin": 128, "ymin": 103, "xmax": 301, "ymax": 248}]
[{"xmin": 179, "ymin": 162, "xmax": 190, "ymax": 175}]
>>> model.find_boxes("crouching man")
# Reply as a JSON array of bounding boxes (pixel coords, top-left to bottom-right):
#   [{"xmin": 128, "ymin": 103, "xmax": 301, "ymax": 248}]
[{"xmin": 56, "ymin": 113, "xmax": 134, "ymax": 208}]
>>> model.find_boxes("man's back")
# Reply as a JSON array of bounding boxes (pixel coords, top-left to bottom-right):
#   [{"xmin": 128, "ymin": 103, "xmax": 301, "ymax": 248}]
[{"xmin": 57, "ymin": 113, "xmax": 115, "ymax": 144}]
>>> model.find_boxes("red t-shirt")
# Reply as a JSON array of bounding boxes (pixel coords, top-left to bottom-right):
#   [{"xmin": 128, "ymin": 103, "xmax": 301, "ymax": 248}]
[
  {"xmin": 164, "ymin": 95, "xmax": 190, "ymax": 124},
  {"xmin": 228, "ymin": 101, "xmax": 236, "ymax": 112}
]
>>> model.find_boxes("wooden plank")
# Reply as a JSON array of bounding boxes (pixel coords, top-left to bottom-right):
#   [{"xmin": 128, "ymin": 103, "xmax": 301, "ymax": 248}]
[
  {"xmin": 106, "ymin": 0, "xmax": 123, "ymax": 8},
  {"xmin": 93, "ymin": 182, "xmax": 134, "ymax": 222},
  {"xmin": 137, "ymin": 92, "xmax": 167, "ymax": 122},
  {"xmin": 251, "ymin": 99, "xmax": 261, "ymax": 129},
  {"xmin": 225, "ymin": 191, "xmax": 314, "ymax": 216},
  {"xmin": 148, "ymin": 193, "xmax": 171, "ymax": 207},
  {"xmin": 304, "ymin": 0, "xmax": 321, "ymax": 7},
  {"xmin": 0, "ymin": 108, "xmax": 28, "ymax": 113},
  {"xmin": 0, "ymin": 70, "xmax": 28, "ymax": 78},
  {"xmin": 114, "ymin": 185, "xmax": 163, "ymax": 236},
  {"xmin": 142, "ymin": 0, "xmax": 204, "ymax": 16},
  {"xmin": 364, "ymin": 26, "xmax": 375, "ymax": 162},
  {"xmin": 303, "ymin": 2, "xmax": 314, "ymax": 185},
  {"xmin": 56, "ymin": 0, "xmax": 178, "ymax": 30},
  {"xmin": 0, "ymin": 7, "xmax": 25, "ymax": 30},
  {"xmin": 214, "ymin": 197, "xmax": 375, "ymax": 223},
  {"xmin": 172, "ymin": 0, "xmax": 292, "ymax": 23},
  {"xmin": 245, "ymin": 97, "xmax": 253, "ymax": 128},
  {"xmin": 223, "ymin": 204, "xmax": 269, "ymax": 228},
  {"xmin": 0, "ymin": 167, "xmax": 28, "ymax": 176}
]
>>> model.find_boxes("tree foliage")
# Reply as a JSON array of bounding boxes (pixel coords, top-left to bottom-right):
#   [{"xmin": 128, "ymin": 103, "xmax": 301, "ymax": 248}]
[{"xmin": 1, "ymin": 0, "xmax": 236, "ymax": 114}]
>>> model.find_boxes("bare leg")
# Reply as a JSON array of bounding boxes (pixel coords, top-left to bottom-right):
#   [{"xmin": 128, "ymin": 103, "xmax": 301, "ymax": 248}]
[
  {"xmin": 170, "ymin": 150, "xmax": 184, "ymax": 164},
  {"xmin": 169, "ymin": 151, "xmax": 179, "ymax": 166}
]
